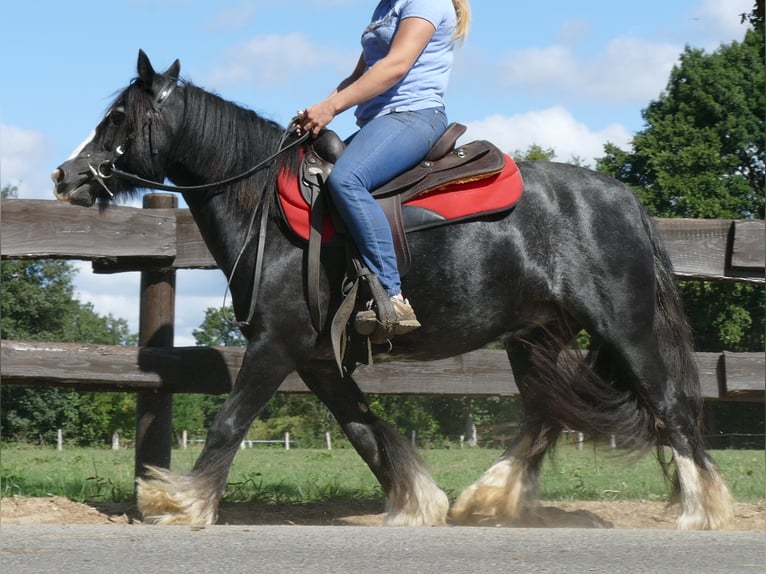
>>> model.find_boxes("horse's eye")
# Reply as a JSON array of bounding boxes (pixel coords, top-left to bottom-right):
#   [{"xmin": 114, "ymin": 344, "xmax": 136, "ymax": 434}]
[{"xmin": 109, "ymin": 108, "xmax": 126, "ymax": 126}]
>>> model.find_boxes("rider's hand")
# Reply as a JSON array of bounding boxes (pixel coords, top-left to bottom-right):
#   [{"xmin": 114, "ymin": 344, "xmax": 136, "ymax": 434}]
[{"xmin": 295, "ymin": 99, "xmax": 337, "ymax": 137}]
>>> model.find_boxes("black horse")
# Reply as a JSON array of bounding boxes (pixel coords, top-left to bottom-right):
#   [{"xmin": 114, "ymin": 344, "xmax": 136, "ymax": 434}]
[{"xmin": 52, "ymin": 51, "xmax": 733, "ymax": 529}]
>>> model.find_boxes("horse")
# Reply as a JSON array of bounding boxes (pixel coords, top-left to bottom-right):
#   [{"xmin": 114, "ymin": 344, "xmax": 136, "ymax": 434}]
[{"xmin": 51, "ymin": 51, "xmax": 733, "ymax": 530}]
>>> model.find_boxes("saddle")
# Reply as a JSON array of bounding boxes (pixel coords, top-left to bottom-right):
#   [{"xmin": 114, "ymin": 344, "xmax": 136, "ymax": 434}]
[
  {"xmin": 298, "ymin": 123, "xmax": 507, "ymax": 275},
  {"xmin": 283, "ymin": 123, "xmax": 519, "ymax": 374}
]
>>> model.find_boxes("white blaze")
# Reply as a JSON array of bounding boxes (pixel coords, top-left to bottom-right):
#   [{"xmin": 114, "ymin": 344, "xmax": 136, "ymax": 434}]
[{"xmin": 66, "ymin": 129, "xmax": 96, "ymax": 161}]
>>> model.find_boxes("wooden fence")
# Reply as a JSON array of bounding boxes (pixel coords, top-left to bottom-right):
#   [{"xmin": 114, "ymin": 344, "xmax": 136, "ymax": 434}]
[{"xmin": 2, "ymin": 197, "xmax": 764, "ymax": 468}]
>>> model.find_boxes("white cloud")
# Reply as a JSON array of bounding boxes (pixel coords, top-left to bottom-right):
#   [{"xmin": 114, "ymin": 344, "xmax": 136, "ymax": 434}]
[
  {"xmin": 206, "ymin": 33, "xmax": 354, "ymax": 88},
  {"xmin": 72, "ymin": 262, "xmax": 141, "ymax": 329},
  {"xmin": 0, "ymin": 123, "xmax": 53, "ymax": 199},
  {"xmin": 463, "ymin": 106, "xmax": 632, "ymax": 167},
  {"xmin": 72, "ymin": 264, "xmax": 228, "ymax": 347},
  {"xmin": 692, "ymin": 0, "xmax": 753, "ymax": 44},
  {"xmin": 499, "ymin": 37, "xmax": 681, "ymax": 104}
]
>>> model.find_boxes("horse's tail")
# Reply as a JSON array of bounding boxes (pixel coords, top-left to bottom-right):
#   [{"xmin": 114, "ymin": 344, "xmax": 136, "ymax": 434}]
[
  {"xmin": 519, "ymin": 209, "xmax": 701, "ymax": 458},
  {"xmin": 641, "ymin": 210, "xmax": 708, "ymax": 489},
  {"xmin": 642, "ymin": 212, "xmax": 703, "ymax": 427}
]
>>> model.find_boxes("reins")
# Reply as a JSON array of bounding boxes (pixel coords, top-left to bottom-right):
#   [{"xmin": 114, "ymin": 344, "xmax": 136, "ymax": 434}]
[{"xmin": 100, "ymin": 128, "xmax": 309, "ymax": 193}]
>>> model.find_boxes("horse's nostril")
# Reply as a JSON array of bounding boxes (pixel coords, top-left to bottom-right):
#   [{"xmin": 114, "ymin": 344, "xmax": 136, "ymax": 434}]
[{"xmin": 50, "ymin": 168, "xmax": 62, "ymax": 183}]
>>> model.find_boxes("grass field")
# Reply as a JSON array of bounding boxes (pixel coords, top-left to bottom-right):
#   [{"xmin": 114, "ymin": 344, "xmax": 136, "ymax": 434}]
[{"xmin": 1, "ymin": 443, "xmax": 763, "ymax": 504}]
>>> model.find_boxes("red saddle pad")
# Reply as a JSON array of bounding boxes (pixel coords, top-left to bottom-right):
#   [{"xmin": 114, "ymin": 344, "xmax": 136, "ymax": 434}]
[{"xmin": 277, "ymin": 154, "xmax": 522, "ymax": 243}]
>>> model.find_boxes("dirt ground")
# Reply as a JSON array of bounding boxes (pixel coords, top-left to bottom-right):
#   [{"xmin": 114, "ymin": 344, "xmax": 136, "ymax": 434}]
[{"xmin": 1, "ymin": 496, "xmax": 763, "ymax": 530}]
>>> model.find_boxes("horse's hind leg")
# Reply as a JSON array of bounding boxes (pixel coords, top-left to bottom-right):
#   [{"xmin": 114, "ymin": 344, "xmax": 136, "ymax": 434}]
[
  {"xmin": 575, "ymin": 262, "xmax": 734, "ymax": 529},
  {"xmin": 451, "ymin": 333, "xmax": 561, "ymax": 526},
  {"xmin": 671, "ymin": 430, "xmax": 734, "ymax": 530},
  {"xmin": 615, "ymin": 342, "xmax": 733, "ymax": 530},
  {"xmin": 639, "ymin": 350, "xmax": 734, "ymax": 529},
  {"xmin": 297, "ymin": 360, "xmax": 449, "ymax": 526}
]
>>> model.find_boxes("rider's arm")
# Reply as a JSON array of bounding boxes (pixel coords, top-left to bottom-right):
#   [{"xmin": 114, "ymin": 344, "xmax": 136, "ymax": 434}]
[
  {"xmin": 332, "ymin": 53, "xmax": 367, "ymax": 94},
  {"xmin": 299, "ymin": 17, "xmax": 436, "ymax": 135}
]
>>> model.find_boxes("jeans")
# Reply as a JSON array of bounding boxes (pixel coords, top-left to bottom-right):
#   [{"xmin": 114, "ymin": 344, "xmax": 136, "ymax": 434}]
[{"xmin": 327, "ymin": 107, "xmax": 448, "ymax": 296}]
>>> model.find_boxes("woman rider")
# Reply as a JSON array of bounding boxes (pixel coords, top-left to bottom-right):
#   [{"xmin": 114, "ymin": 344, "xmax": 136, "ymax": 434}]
[{"xmin": 296, "ymin": 0, "xmax": 471, "ymax": 335}]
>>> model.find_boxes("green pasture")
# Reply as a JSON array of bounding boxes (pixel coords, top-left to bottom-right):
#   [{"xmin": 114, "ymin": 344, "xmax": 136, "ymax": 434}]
[{"xmin": 1, "ymin": 444, "xmax": 763, "ymax": 505}]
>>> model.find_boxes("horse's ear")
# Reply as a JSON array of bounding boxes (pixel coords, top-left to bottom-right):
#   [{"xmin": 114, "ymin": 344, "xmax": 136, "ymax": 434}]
[
  {"xmin": 137, "ymin": 49, "xmax": 156, "ymax": 83},
  {"xmin": 163, "ymin": 59, "xmax": 181, "ymax": 82}
]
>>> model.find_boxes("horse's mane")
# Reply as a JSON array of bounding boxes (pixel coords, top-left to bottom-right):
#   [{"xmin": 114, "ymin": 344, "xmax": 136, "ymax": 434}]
[
  {"xmin": 180, "ymin": 83, "xmax": 301, "ymax": 208},
  {"xmin": 120, "ymin": 78, "xmax": 300, "ymax": 210}
]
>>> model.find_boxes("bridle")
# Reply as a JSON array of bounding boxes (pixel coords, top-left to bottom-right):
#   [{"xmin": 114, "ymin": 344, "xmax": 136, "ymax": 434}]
[{"xmin": 88, "ymin": 78, "xmax": 310, "ymax": 328}]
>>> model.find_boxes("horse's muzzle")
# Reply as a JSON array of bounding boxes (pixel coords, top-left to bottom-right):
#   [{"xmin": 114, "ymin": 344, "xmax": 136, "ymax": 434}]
[{"xmin": 52, "ymin": 170, "xmax": 97, "ymax": 207}]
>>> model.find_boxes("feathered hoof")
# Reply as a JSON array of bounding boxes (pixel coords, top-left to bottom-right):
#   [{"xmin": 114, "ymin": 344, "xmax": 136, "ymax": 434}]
[
  {"xmin": 674, "ymin": 456, "xmax": 736, "ymax": 531},
  {"xmin": 383, "ymin": 474, "xmax": 450, "ymax": 526},
  {"xmin": 449, "ymin": 459, "xmax": 535, "ymax": 526},
  {"xmin": 136, "ymin": 465, "xmax": 219, "ymax": 526},
  {"xmin": 676, "ymin": 486, "xmax": 736, "ymax": 531}
]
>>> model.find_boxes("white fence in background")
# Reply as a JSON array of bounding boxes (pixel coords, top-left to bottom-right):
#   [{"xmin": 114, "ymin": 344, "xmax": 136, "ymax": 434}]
[{"xmin": 54, "ymin": 429, "xmax": 625, "ymax": 451}]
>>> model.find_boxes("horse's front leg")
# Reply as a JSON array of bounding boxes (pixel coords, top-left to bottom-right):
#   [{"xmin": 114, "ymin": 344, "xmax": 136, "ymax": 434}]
[
  {"xmin": 298, "ymin": 360, "xmax": 449, "ymax": 526},
  {"xmin": 137, "ymin": 340, "xmax": 294, "ymax": 525}
]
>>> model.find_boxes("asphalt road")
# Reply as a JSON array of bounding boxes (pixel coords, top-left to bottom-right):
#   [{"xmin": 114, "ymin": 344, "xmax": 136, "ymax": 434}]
[{"xmin": 1, "ymin": 525, "xmax": 763, "ymax": 574}]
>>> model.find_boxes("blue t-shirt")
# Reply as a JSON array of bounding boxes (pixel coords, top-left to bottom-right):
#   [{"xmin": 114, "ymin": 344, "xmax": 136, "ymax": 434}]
[{"xmin": 355, "ymin": 0, "xmax": 457, "ymax": 125}]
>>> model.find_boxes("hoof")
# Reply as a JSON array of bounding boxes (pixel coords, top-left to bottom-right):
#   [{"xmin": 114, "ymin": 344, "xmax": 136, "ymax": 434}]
[{"xmin": 136, "ymin": 466, "xmax": 220, "ymax": 526}]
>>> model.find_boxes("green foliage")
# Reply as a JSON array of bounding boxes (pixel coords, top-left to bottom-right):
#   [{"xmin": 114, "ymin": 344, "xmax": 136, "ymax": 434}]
[
  {"xmin": 172, "ymin": 394, "xmax": 225, "ymax": 438},
  {"xmin": 249, "ymin": 395, "xmax": 340, "ymax": 448},
  {"xmin": 192, "ymin": 306, "xmax": 246, "ymax": 347},
  {"xmin": 513, "ymin": 144, "xmax": 590, "ymax": 168},
  {"xmin": 598, "ymin": 29, "xmax": 765, "ymax": 219},
  {"xmin": 678, "ymin": 281, "xmax": 765, "ymax": 351},
  {"xmin": 741, "ymin": 0, "xmax": 764, "ymax": 30},
  {"xmin": 0, "ymin": 258, "xmax": 137, "ymax": 444},
  {"xmin": 1, "ymin": 184, "xmax": 18, "ymax": 199},
  {"xmin": 169, "ymin": 305, "xmax": 242, "ymax": 439},
  {"xmin": 513, "ymin": 144, "xmax": 557, "ymax": 161}
]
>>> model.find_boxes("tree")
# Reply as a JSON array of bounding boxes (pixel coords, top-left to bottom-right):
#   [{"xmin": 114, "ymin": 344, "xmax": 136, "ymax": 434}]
[
  {"xmin": 191, "ymin": 306, "xmax": 245, "ymax": 347},
  {"xmin": 741, "ymin": 0, "xmax": 764, "ymax": 30},
  {"xmin": 513, "ymin": 144, "xmax": 556, "ymax": 162},
  {"xmin": 597, "ymin": 23, "xmax": 765, "ymax": 352},
  {"xmin": 598, "ymin": 29, "xmax": 764, "ymax": 218}
]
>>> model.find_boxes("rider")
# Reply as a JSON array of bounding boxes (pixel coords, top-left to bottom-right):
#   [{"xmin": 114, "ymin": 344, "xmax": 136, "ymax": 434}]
[{"xmin": 296, "ymin": 0, "xmax": 471, "ymax": 335}]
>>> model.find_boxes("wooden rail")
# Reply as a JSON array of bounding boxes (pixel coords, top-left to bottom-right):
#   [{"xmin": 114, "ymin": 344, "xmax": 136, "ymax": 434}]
[
  {"xmin": 2, "ymin": 341, "xmax": 763, "ymax": 401},
  {"xmin": 2, "ymin": 200, "xmax": 764, "ymax": 282}
]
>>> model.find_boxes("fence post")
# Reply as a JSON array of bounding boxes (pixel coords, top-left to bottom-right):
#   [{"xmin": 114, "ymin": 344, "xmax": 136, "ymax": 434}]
[
  {"xmin": 285, "ymin": 432, "xmax": 291, "ymax": 450},
  {"xmin": 464, "ymin": 413, "xmax": 477, "ymax": 447},
  {"xmin": 57, "ymin": 429, "xmax": 63, "ymax": 451},
  {"xmin": 134, "ymin": 193, "xmax": 177, "ymax": 481}
]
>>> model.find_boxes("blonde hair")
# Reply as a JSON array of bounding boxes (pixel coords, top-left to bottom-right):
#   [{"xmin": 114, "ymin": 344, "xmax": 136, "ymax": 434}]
[{"xmin": 452, "ymin": 0, "xmax": 471, "ymax": 41}]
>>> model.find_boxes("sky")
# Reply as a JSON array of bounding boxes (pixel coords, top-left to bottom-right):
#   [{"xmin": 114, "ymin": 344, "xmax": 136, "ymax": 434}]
[{"xmin": 0, "ymin": 0, "xmax": 755, "ymax": 345}]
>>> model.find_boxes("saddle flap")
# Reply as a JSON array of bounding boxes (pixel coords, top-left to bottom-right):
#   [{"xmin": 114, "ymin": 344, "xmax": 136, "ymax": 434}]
[{"xmin": 372, "ymin": 140, "xmax": 505, "ymax": 200}]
